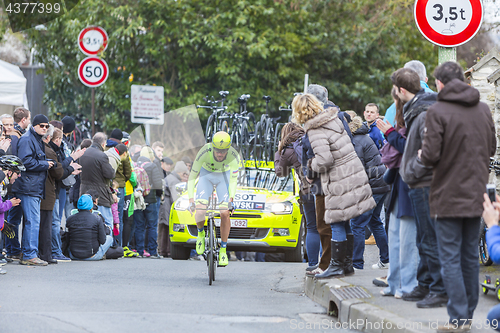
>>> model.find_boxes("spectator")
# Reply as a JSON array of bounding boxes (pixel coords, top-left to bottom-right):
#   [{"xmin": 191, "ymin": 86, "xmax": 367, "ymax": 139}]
[
  {"xmin": 302, "ymin": 84, "xmax": 354, "ymax": 277},
  {"xmin": 10, "ymin": 107, "xmax": 31, "ymax": 156},
  {"xmin": 385, "ymin": 60, "xmax": 434, "ymax": 126},
  {"xmin": 61, "ymin": 115, "xmax": 76, "ymax": 156},
  {"xmin": 420, "ymin": 61, "xmax": 496, "ymax": 330},
  {"xmin": 161, "ymin": 156, "xmax": 174, "ymax": 177},
  {"xmin": 159, "ymin": 161, "xmax": 189, "ymax": 257},
  {"xmin": 363, "ymin": 103, "xmax": 385, "ymax": 149},
  {"xmin": 50, "ymin": 128, "xmax": 84, "ymax": 262},
  {"xmin": 151, "ymin": 142, "xmax": 165, "ymax": 228},
  {"xmin": 345, "ymin": 112, "xmax": 390, "ymax": 271},
  {"xmin": 39, "ymin": 125, "xmax": 65, "ymax": 264},
  {"xmin": 130, "ymin": 145, "xmax": 142, "ymax": 162},
  {"xmin": 120, "ymin": 132, "xmax": 138, "ymax": 258},
  {"xmin": 12, "ymin": 114, "xmax": 54, "ymax": 266},
  {"xmin": 274, "ymin": 123, "xmax": 319, "ymax": 271},
  {"xmin": 292, "ymin": 93, "xmax": 375, "ymax": 279},
  {"xmin": 181, "ymin": 156, "xmax": 192, "ymax": 172},
  {"xmin": 376, "ymin": 87, "xmax": 418, "ymax": 299},
  {"xmin": 66, "ymin": 194, "xmax": 113, "ymax": 261},
  {"xmin": 482, "ymin": 193, "xmax": 500, "ymax": 332},
  {"xmin": 0, "ymin": 114, "xmax": 14, "ymax": 137},
  {"xmin": 79, "ymin": 132, "xmax": 116, "ymax": 230},
  {"xmin": 49, "ymin": 120, "xmax": 63, "ymax": 130},
  {"xmin": 134, "ymin": 147, "xmax": 163, "ymax": 258},
  {"xmin": 392, "ymin": 67, "xmax": 448, "ymax": 308}
]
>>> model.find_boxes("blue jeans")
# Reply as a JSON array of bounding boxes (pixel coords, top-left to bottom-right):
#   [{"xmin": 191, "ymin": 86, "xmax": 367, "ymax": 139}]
[
  {"xmin": 408, "ymin": 187, "xmax": 445, "ymax": 294},
  {"xmin": 488, "ymin": 304, "xmax": 500, "ymax": 331},
  {"xmin": 134, "ymin": 202, "xmax": 158, "ymax": 256},
  {"xmin": 301, "ymin": 194, "xmax": 320, "ymax": 267},
  {"xmin": 330, "ymin": 221, "xmax": 351, "ymax": 242},
  {"xmin": 5, "ymin": 198, "xmax": 23, "ymax": 256},
  {"xmin": 58, "ymin": 188, "xmax": 66, "ymax": 220},
  {"xmin": 383, "ymin": 198, "xmax": 418, "ymax": 297},
  {"xmin": 51, "ymin": 197, "xmax": 63, "ymax": 257},
  {"xmin": 435, "ymin": 217, "xmax": 480, "ymax": 325},
  {"xmin": 97, "ymin": 205, "xmax": 113, "ymax": 231},
  {"xmin": 351, "ymin": 192, "xmax": 389, "ymax": 269},
  {"xmin": 70, "ymin": 235, "xmax": 113, "ymax": 261},
  {"xmin": 115, "ymin": 188, "xmax": 125, "ymax": 246},
  {"xmin": 17, "ymin": 194, "xmax": 41, "ymax": 260}
]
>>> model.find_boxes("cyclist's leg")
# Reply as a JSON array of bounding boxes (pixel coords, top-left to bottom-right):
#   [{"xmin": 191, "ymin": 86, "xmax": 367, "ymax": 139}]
[
  {"xmin": 194, "ymin": 169, "xmax": 212, "ymax": 254},
  {"xmin": 215, "ymin": 171, "xmax": 231, "ymax": 243}
]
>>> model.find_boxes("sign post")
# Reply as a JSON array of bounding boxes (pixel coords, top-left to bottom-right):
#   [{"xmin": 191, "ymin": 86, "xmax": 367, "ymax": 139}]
[
  {"xmin": 131, "ymin": 85, "xmax": 165, "ymax": 145},
  {"xmin": 414, "ymin": 0, "xmax": 483, "ymax": 64},
  {"xmin": 77, "ymin": 26, "xmax": 109, "ymax": 136}
]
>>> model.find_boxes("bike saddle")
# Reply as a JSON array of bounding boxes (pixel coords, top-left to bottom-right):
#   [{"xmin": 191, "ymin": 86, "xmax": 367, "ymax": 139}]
[
  {"xmin": 262, "ymin": 95, "xmax": 272, "ymax": 101},
  {"xmin": 219, "ymin": 91, "xmax": 229, "ymax": 98}
]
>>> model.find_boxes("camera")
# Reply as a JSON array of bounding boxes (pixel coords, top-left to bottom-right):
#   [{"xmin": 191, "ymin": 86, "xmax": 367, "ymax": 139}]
[{"xmin": 487, "ymin": 184, "xmax": 496, "ymax": 202}]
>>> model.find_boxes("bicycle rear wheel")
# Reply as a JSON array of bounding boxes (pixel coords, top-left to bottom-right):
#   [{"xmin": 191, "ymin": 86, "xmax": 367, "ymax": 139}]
[{"xmin": 205, "ymin": 114, "xmax": 216, "ymax": 142}]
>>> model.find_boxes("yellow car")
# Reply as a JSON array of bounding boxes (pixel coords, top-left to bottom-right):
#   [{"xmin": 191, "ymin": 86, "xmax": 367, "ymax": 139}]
[{"xmin": 169, "ymin": 160, "xmax": 304, "ymax": 262}]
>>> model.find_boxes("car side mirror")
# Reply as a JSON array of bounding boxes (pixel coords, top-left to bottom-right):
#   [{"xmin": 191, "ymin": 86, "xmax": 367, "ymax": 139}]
[{"xmin": 176, "ymin": 182, "xmax": 187, "ymax": 194}]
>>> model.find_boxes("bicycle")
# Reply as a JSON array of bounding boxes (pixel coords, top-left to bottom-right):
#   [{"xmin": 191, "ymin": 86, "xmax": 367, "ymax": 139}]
[
  {"xmin": 192, "ymin": 184, "xmax": 234, "ymax": 285},
  {"xmin": 197, "ymin": 91, "xmax": 229, "ymax": 142}
]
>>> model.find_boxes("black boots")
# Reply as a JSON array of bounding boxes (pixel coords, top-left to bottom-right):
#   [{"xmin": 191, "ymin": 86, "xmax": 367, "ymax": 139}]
[
  {"xmin": 344, "ymin": 234, "xmax": 354, "ymax": 276},
  {"xmin": 315, "ymin": 240, "xmax": 346, "ymax": 279}
]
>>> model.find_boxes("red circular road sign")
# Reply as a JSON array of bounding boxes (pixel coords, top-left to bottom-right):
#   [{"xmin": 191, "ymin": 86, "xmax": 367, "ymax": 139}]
[
  {"xmin": 78, "ymin": 57, "xmax": 109, "ymax": 87},
  {"xmin": 414, "ymin": 0, "xmax": 483, "ymax": 47},
  {"xmin": 78, "ymin": 26, "xmax": 108, "ymax": 56}
]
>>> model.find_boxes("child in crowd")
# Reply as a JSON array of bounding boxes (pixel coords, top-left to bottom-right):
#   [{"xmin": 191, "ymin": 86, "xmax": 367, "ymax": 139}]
[{"xmin": 111, "ymin": 180, "xmax": 120, "ymax": 237}]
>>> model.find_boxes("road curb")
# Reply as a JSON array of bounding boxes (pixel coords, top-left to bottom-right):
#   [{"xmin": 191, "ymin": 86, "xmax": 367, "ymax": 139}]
[{"xmin": 304, "ymin": 276, "xmax": 430, "ymax": 333}]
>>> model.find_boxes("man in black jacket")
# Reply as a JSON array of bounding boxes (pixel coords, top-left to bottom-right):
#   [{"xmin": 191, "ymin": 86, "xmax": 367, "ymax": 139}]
[
  {"xmin": 79, "ymin": 132, "xmax": 116, "ymax": 230},
  {"xmin": 67, "ymin": 194, "xmax": 112, "ymax": 260},
  {"xmin": 392, "ymin": 68, "xmax": 447, "ymax": 309},
  {"xmin": 134, "ymin": 147, "xmax": 163, "ymax": 258}
]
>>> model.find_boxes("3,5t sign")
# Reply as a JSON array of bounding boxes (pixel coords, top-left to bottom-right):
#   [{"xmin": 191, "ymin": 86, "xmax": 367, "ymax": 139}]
[
  {"xmin": 414, "ymin": 0, "xmax": 483, "ymax": 47},
  {"xmin": 78, "ymin": 57, "xmax": 109, "ymax": 87}
]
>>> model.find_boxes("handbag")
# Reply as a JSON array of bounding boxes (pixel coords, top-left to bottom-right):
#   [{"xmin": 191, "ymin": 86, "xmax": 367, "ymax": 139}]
[
  {"xmin": 61, "ymin": 174, "xmax": 76, "ymax": 188},
  {"xmin": 380, "ymin": 127, "xmax": 406, "ymax": 169}
]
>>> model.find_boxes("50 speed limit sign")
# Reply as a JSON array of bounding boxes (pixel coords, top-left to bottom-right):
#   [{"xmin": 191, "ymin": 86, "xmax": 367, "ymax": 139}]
[
  {"xmin": 78, "ymin": 57, "xmax": 109, "ymax": 87},
  {"xmin": 414, "ymin": 0, "xmax": 483, "ymax": 47}
]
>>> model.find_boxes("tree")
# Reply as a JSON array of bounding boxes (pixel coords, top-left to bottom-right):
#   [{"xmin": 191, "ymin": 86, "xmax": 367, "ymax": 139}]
[{"xmin": 27, "ymin": 0, "xmax": 437, "ymax": 132}]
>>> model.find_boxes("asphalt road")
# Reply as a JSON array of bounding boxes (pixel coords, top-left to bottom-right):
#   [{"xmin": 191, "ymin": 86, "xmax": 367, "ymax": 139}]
[{"xmin": 0, "ymin": 257, "xmax": 362, "ymax": 333}]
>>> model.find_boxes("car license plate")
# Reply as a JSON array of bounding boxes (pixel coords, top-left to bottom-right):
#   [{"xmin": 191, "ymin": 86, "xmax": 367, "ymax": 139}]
[{"xmin": 214, "ymin": 219, "xmax": 247, "ymax": 228}]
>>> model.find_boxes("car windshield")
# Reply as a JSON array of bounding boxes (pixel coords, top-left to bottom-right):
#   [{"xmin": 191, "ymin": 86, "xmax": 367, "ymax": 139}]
[{"xmin": 237, "ymin": 168, "xmax": 293, "ymax": 192}]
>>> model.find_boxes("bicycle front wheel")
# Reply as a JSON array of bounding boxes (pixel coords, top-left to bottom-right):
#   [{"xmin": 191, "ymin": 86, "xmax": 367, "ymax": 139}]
[{"xmin": 208, "ymin": 218, "xmax": 216, "ymax": 285}]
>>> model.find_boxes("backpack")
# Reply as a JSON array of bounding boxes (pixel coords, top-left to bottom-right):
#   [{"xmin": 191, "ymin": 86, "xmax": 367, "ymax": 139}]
[
  {"xmin": 292, "ymin": 137, "xmax": 303, "ymax": 164},
  {"xmin": 134, "ymin": 162, "xmax": 151, "ymax": 196}
]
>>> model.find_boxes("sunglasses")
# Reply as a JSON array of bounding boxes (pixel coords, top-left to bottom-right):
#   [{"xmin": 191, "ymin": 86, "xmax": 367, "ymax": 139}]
[{"xmin": 38, "ymin": 124, "xmax": 50, "ymax": 129}]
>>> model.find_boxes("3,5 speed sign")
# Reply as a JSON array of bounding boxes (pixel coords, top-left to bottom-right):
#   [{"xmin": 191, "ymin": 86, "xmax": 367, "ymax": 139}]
[
  {"xmin": 414, "ymin": 0, "xmax": 483, "ymax": 47},
  {"xmin": 78, "ymin": 57, "xmax": 109, "ymax": 87}
]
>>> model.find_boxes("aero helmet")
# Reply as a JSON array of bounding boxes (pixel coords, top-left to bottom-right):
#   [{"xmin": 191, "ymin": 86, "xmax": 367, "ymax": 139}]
[{"xmin": 211, "ymin": 131, "xmax": 231, "ymax": 150}]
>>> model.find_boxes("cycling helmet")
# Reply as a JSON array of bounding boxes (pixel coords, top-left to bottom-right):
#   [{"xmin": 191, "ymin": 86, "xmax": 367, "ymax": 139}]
[
  {"xmin": 0, "ymin": 155, "xmax": 25, "ymax": 173},
  {"xmin": 211, "ymin": 131, "xmax": 231, "ymax": 150}
]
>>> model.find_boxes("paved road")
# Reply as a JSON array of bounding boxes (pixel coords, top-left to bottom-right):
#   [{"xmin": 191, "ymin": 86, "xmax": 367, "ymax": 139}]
[{"xmin": 0, "ymin": 258, "xmax": 361, "ymax": 333}]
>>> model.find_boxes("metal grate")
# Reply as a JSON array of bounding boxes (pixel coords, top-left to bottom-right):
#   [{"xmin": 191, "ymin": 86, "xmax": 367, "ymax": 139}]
[
  {"xmin": 331, "ymin": 286, "xmax": 371, "ymax": 300},
  {"xmin": 187, "ymin": 225, "xmax": 269, "ymax": 239}
]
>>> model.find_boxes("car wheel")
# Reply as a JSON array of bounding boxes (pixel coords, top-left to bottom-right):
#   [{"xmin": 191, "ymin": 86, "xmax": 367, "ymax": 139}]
[{"xmin": 170, "ymin": 244, "xmax": 191, "ymax": 260}]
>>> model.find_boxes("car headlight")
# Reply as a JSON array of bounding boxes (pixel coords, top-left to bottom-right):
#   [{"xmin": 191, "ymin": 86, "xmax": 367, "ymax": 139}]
[
  {"xmin": 173, "ymin": 224, "xmax": 185, "ymax": 232},
  {"xmin": 174, "ymin": 197, "xmax": 190, "ymax": 211},
  {"xmin": 269, "ymin": 201, "xmax": 293, "ymax": 214}
]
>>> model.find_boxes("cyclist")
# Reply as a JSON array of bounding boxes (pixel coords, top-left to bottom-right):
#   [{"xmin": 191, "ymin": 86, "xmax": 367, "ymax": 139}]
[{"xmin": 188, "ymin": 131, "xmax": 240, "ymax": 266}]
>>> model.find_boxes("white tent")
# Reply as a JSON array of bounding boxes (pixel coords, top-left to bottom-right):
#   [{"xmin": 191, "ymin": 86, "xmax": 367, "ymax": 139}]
[{"xmin": 0, "ymin": 59, "xmax": 28, "ymax": 108}]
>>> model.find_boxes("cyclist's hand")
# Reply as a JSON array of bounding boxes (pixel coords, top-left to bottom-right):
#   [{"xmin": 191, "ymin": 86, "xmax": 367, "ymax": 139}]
[
  {"xmin": 1, "ymin": 221, "xmax": 15, "ymax": 239},
  {"xmin": 228, "ymin": 201, "xmax": 235, "ymax": 216},
  {"xmin": 189, "ymin": 201, "xmax": 196, "ymax": 216}
]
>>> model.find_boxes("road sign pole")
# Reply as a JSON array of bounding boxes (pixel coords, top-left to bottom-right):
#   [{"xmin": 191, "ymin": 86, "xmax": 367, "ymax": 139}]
[
  {"xmin": 91, "ymin": 88, "xmax": 95, "ymax": 136},
  {"xmin": 145, "ymin": 123, "xmax": 151, "ymax": 146},
  {"xmin": 439, "ymin": 47, "xmax": 457, "ymax": 64}
]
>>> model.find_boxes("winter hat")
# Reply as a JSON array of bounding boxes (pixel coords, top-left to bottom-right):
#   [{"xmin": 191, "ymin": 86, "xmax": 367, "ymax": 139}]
[
  {"xmin": 115, "ymin": 143, "xmax": 128, "ymax": 155},
  {"xmin": 181, "ymin": 156, "xmax": 192, "ymax": 165},
  {"xmin": 61, "ymin": 116, "xmax": 76, "ymax": 134},
  {"xmin": 77, "ymin": 194, "xmax": 93, "ymax": 210},
  {"xmin": 32, "ymin": 114, "xmax": 49, "ymax": 127},
  {"xmin": 173, "ymin": 161, "xmax": 189, "ymax": 175},
  {"xmin": 140, "ymin": 146, "xmax": 155, "ymax": 162},
  {"xmin": 307, "ymin": 84, "xmax": 328, "ymax": 104},
  {"xmin": 162, "ymin": 156, "xmax": 173, "ymax": 165},
  {"xmin": 110, "ymin": 128, "xmax": 123, "ymax": 141}
]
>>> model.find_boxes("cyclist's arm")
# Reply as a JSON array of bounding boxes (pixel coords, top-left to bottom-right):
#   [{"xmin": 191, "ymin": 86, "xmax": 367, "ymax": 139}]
[
  {"xmin": 227, "ymin": 150, "xmax": 240, "ymax": 199},
  {"xmin": 188, "ymin": 146, "xmax": 208, "ymax": 199}
]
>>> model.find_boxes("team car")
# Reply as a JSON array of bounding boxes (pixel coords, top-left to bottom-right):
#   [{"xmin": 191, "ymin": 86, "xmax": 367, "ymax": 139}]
[{"xmin": 169, "ymin": 160, "xmax": 304, "ymax": 262}]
